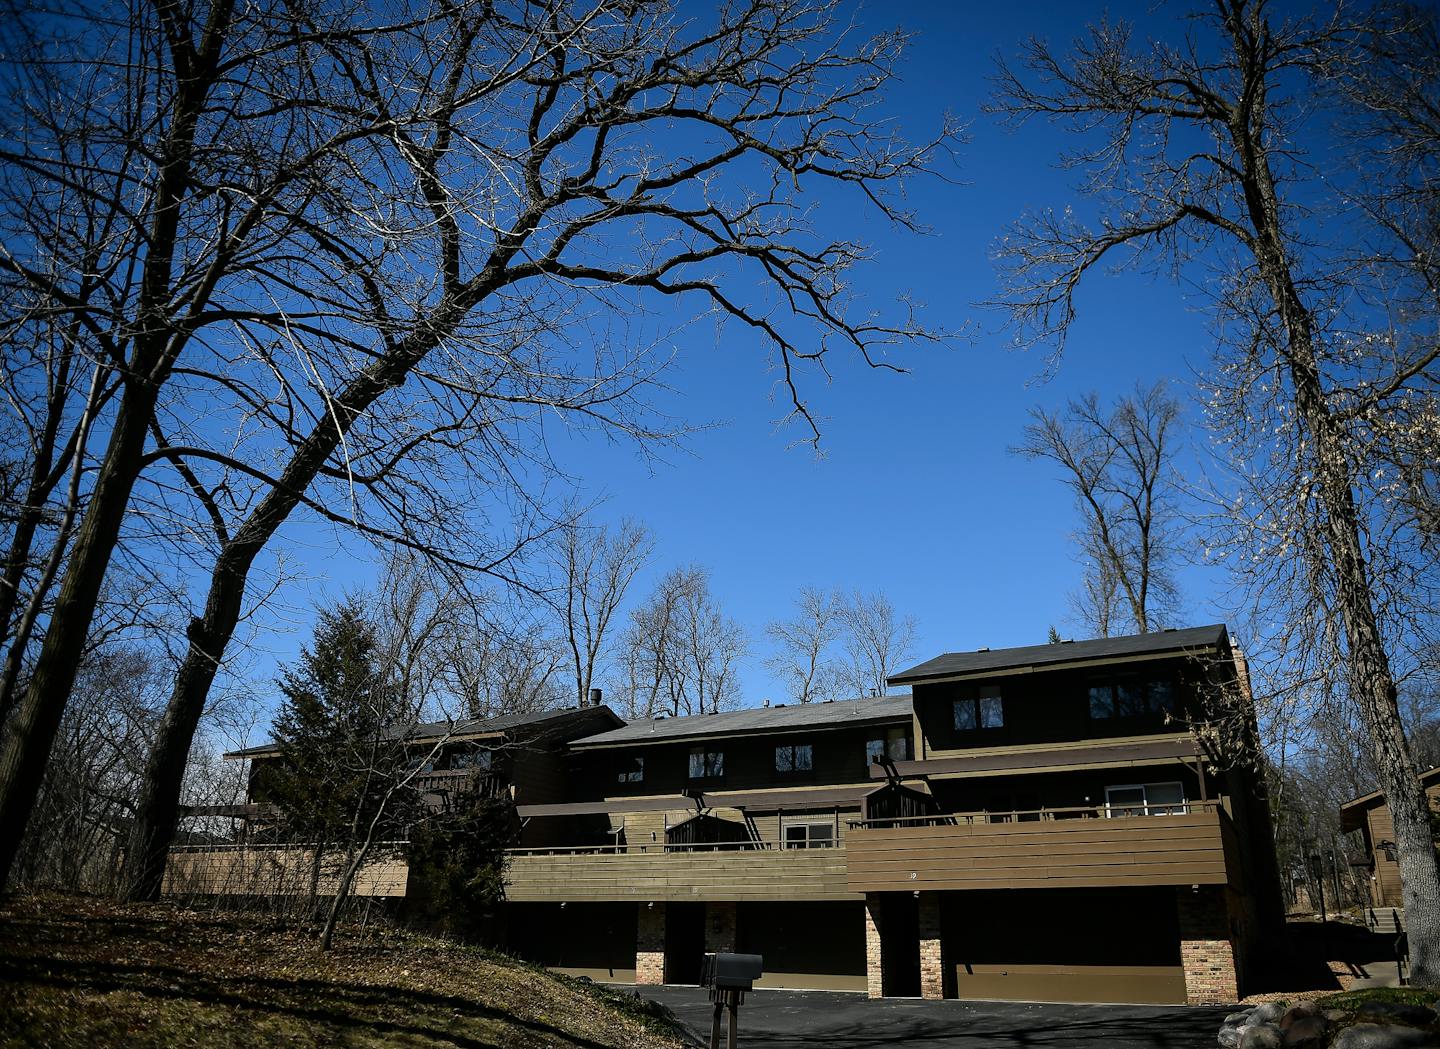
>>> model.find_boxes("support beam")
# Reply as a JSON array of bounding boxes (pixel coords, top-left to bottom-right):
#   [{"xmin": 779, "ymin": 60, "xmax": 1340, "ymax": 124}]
[
  {"xmin": 637, "ymin": 902, "xmax": 665, "ymax": 985},
  {"xmin": 919, "ymin": 893, "xmax": 943, "ymax": 1000}
]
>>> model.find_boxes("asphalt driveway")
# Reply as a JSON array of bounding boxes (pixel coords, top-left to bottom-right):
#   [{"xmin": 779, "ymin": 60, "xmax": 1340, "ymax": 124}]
[{"xmin": 631, "ymin": 986, "xmax": 1229, "ymax": 1048}]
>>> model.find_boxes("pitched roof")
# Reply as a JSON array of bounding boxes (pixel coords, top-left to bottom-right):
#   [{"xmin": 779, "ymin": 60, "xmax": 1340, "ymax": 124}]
[
  {"xmin": 223, "ymin": 704, "xmax": 622, "ymax": 759},
  {"xmin": 888, "ymin": 624, "xmax": 1232, "ymax": 686},
  {"xmin": 568, "ymin": 693, "xmax": 913, "ymax": 750}
]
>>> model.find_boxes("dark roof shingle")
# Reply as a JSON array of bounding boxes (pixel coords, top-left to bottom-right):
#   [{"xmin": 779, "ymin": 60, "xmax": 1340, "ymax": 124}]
[
  {"xmin": 888, "ymin": 624, "xmax": 1231, "ymax": 685},
  {"xmin": 569, "ymin": 693, "xmax": 913, "ymax": 749}
]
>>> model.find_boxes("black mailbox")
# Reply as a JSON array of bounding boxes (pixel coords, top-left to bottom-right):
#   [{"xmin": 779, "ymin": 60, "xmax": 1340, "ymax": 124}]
[{"xmin": 700, "ymin": 952, "xmax": 763, "ymax": 991}]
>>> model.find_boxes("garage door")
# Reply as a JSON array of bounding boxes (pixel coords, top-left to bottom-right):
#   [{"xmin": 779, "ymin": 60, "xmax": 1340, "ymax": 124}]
[
  {"xmin": 737, "ymin": 901, "xmax": 866, "ymax": 991},
  {"xmin": 507, "ymin": 902, "xmax": 637, "ymax": 983},
  {"xmin": 943, "ymin": 887, "xmax": 1186, "ymax": 1004}
]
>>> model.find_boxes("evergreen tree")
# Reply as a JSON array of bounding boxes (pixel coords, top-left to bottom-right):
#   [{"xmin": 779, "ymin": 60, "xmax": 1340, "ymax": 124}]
[{"xmin": 268, "ymin": 598, "xmax": 415, "ymax": 907}]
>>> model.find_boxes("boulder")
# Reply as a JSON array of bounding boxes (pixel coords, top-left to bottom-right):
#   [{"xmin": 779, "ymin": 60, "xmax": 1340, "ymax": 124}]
[
  {"xmin": 1219, "ymin": 1026, "xmax": 1244, "ymax": 1049},
  {"xmin": 1280, "ymin": 1002, "xmax": 1322, "ymax": 1030},
  {"xmin": 1333, "ymin": 1023, "xmax": 1440, "ymax": 1049},
  {"xmin": 1240, "ymin": 1024, "xmax": 1284, "ymax": 1049},
  {"xmin": 1227, "ymin": 1010, "xmax": 1258, "ymax": 1026},
  {"xmin": 1281, "ymin": 1016, "xmax": 1328, "ymax": 1048},
  {"xmin": 1251, "ymin": 1003, "xmax": 1286, "ymax": 1025}
]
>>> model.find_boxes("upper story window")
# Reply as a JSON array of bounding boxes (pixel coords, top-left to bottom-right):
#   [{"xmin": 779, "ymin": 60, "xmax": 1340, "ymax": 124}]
[
  {"xmin": 688, "ymin": 747, "xmax": 724, "ymax": 780},
  {"xmin": 1089, "ymin": 677, "xmax": 1177, "ymax": 720},
  {"xmin": 775, "ymin": 742, "xmax": 813, "ymax": 773},
  {"xmin": 617, "ymin": 756, "xmax": 644, "ymax": 784},
  {"xmin": 1104, "ymin": 781, "xmax": 1187, "ymax": 817},
  {"xmin": 450, "ymin": 747, "xmax": 494, "ymax": 771},
  {"xmin": 866, "ymin": 726, "xmax": 910, "ymax": 765},
  {"xmin": 954, "ymin": 685, "xmax": 1004, "ymax": 731}
]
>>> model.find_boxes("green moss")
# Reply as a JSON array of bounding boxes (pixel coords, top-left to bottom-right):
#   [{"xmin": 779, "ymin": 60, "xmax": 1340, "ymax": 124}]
[{"xmin": 1318, "ymin": 987, "xmax": 1440, "ymax": 1011}]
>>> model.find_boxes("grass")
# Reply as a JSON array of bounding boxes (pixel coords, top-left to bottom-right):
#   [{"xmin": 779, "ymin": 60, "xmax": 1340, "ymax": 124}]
[
  {"xmin": 0, "ymin": 893, "xmax": 690, "ymax": 1049},
  {"xmin": 1316, "ymin": 986, "xmax": 1440, "ymax": 1011}
]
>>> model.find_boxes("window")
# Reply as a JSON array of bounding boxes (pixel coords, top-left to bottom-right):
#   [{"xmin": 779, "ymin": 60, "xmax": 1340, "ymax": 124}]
[
  {"xmin": 617, "ymin": 756, "xmax": 644, "ymax": 784},
  {"xmin": 954, "ymin": 685, "xmax": 1004, "ymax": 731},
  {"xmin": 866, "ymin": 727, "xmax": 910, "ymax": 765},
  {"xmin": 782, "ymin": 821, "xmax": 836, "ymax": 849},
  {"xmin": 1105, "ymin": 781, "xmax": 1187, "ymax": 817},
  {"xmin": 775, "ymin": 743, "xmax": 813, "ymax": 773},
  {"xmin": 1089, "ymin": 677, "xmax": 1178, "ymax": 719},
  {"xmin": 688, "ymin": 747, "xmax": 724, "ymax": 780},
  {"xmin": 450, "ymin": 748, "xmax": 492, "ymax": 771}
]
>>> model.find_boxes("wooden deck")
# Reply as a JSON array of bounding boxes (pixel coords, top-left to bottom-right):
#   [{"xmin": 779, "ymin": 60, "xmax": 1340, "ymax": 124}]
[
  {"xmin": 505, "ymin": 843, "xmax": 857, "ymax": 902},
  {"xmin": 845, "ymin": 803, "xmax": 1237, "ymax": 892}
]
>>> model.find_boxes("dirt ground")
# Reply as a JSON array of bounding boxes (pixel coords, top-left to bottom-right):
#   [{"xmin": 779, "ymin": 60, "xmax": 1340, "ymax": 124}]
[{"xmin": 0, "ymin": 893, "xmax": 687, "ymax": 1049}]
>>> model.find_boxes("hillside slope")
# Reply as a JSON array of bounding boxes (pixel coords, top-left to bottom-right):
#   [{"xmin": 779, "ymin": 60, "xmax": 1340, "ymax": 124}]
[{"xmin": 0, "ymin": 894, "xmax": 688, "ymax": 1049}]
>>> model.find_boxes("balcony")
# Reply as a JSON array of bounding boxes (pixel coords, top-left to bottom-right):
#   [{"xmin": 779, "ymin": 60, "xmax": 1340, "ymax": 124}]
[
  {"xmin": 504, "ymin": 840, "xmax": 857, "ymax": 903},
  {"xmin": 413, "ymin": 768, "xmax": 507, "ymax": 810},
  {"xmin": 845, "ymin": 801, "xmax": 1238, "ymax": 893}
]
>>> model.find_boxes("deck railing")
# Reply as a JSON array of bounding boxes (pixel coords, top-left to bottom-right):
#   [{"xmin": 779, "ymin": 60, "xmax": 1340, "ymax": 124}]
[
  {"xmin": 506, "ymin": 838, "xmax": 837, "ymax": 857},
  {"xmin": 849, "ymin": 799, "xmax": 1219, "ymax": 829}
]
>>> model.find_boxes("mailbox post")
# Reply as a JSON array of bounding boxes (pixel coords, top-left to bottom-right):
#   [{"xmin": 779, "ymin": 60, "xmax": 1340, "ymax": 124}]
[{"xmin": 699, "ymin": 952, "xmax": 762, "ymax": 1049}]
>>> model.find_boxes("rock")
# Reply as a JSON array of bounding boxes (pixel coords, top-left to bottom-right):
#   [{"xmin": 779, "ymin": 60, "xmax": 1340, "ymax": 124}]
[
  {"xmin": 1228, "ymin": 1010, "xmax": 1258, "ymax": 1026},
  {"xmin": 1252, "ymin": 1003, "xmax": 1287, "ymax": 1025},
  {"xmin": 1354, "ymin": 1002, "xmax": 1438, "ymax": 1026},
  {"xmin": 1282, "ymin": 1016, "xmax": 1328, "ymax": 1047},
  {"xmin": 1280, "ymin": 1002, "xmax": 1322, "ymax": 1029},
  {"xmin": 1333, "ymin": 1023, "xmax": 1440, "ymax": 1049},
  {"xmin": 1240, "ymin": 1024, "xmax": 1284, "ymax": 1049},
  {"xmin": 1219, "ymin": 1026, "xmax": 1243, "ymax": 1049}
]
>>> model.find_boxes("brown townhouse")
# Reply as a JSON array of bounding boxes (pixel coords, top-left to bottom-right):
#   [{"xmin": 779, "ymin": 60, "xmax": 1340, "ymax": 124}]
[
  {"xmin": 1339, "ymin": 766, "xmax": 1440, "ymax": 918},
  {"xmin": 503, "ymin": 623, "xmax": 1282, "ymax": 1006},
  {"xmin": 166, "ymin": 624, "xmax": 1280, "ymax": 1006}
]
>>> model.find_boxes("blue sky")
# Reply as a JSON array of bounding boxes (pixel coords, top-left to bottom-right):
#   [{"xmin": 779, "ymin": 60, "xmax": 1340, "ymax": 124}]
[{"xmin": 231, "ymin": 1, "xmax": 1252, "ymax": 729}]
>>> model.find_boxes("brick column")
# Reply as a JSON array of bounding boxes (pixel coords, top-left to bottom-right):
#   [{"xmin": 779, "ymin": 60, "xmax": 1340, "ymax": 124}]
[
  {"xmin": 636, "ymin": 902, "xmax": 666, "ymax": 985},
  {"xmin": 1177, "ymin": 887, "xmax": 1238, "ymax": 1005},
  {"xmin": 705, "ymin": 901, "xmax": 736, "ymax": 953},
  {"xmin": 864, "ymin": 895, "xmax": 884, "ymax": 998},
  {"xmin": 919, "ymin": 893, "xmax": 943, "ymax": 1000}
]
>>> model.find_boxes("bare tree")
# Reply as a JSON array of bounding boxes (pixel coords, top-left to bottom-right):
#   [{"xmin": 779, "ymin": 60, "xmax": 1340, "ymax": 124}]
[
  {"xmin": 555, "ymin": 517, "xmax": 652, "ymax": 707},
  {"xmin": 990, "ymin": 1, "xmax": 1440, "ymax": 981},
  {"xmin": 0, "ymin": 0, "xmax": 959, "ymax": 892},
  {"xmin": 765, "ymin": 586, "xmax": 847, "ymax": 703},
  {"xmin": 837, "ymin": 589, "xmax": 915, "ymax": 698},
  {"xmin": 620, "ymin": 566, "xmax": 746, "ymax": 717},
  {"xmin": 1014, "ymin": 382, "xmax": 1183, "ymax": 636}
]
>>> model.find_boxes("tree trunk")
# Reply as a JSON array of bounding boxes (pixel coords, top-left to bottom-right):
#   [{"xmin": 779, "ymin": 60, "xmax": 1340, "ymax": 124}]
[{"xmin": 0, "ymin": 386, "xmax": 159, "ymax": 886}]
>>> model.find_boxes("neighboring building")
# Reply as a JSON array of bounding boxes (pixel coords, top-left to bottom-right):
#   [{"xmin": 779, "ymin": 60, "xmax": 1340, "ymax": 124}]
[
  {"xmin": 165, "ymin": 624, "xmax": 1280, "ymax": 1006},
  {"xmin": 1339, "ymin": 766, "xmax": 1440, "ymax": 911},
  {"xmin": 164, "ymin": 704, "xmax": 621, "ymax": 897},
  {"xmin": 501, "ymin": 624, "xmax": 1281, "ymax": 1006}
]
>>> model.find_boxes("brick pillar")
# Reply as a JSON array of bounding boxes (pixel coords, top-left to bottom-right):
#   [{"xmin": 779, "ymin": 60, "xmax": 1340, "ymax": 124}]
[
  {"xmin": 636, "ymin": 902, "xmax": 666, "ymax": 985},
  {"xmin": 1177, "ymin": 887, "xmax": 1238, "ymax": 1005},
  {"xmin": 705, "ymin": 901, "xmax": 736, "ymax": 953},
  {"xmin": 864, "ymin": 895, "xmax": 885, "ymax": 998},
  {"xmin": 919, "ymin": 893, "xmax": 943, "ymax": 1000}
]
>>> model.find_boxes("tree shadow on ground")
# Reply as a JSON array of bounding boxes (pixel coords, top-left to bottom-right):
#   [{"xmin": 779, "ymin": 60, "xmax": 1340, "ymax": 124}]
[
  {"xmin": 0, "ymin": 952, "xmax": 614, "ymax": 1049},
  {"xmin": 1245, "ymin": 920, "xmax": 1403, "ymax": 995}
]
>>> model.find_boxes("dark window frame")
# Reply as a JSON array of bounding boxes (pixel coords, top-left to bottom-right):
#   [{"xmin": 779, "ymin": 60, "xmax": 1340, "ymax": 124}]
[
  {"xmin": 953, "ymin": 685, "xmax": 1004, "ymax": 732},
  {"xmin": 688, "ymin": 747, "xmax": 725, "ymax": 780},
  {"xmin": 774, "ymin": 741, "xmax": 814, "ymax": 774}
]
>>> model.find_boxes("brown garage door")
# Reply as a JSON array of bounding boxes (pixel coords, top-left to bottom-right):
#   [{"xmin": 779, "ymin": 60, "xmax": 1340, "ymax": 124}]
[
  {"xmin": 507, "ymin": 902, "xmax": 638, "ymax": 983},
  {"xmin": 943, "ymin": 887, "xmax": 1186, "ymax": 1004},
  {"xmin": 737, "ymin": 901, "xmax": 867, "ymax": 991}
]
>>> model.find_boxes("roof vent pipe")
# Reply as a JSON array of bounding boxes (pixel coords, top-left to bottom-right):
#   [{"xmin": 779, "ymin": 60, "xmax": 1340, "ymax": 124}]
[{"xmin": 589, "ymin": 687, "xmax": 602, "ymax": 707}]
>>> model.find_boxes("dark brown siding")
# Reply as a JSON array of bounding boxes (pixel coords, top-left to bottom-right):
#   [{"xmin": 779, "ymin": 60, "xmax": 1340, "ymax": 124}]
[
  {"xmin": 911, "ymin": 657, "xmax": 1198, "ymax": 758},
  {"xmin": 574, "ymin": 725, "xmax": 896, "ymax": 801}
]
